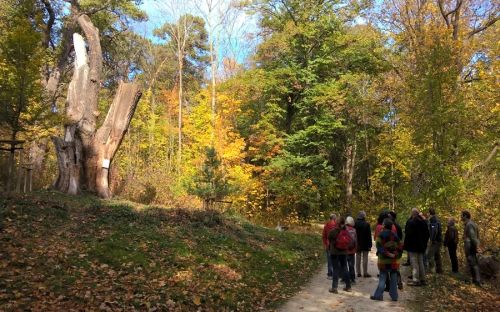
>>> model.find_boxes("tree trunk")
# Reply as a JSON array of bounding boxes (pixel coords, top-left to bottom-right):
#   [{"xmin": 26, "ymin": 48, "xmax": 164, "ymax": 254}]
[
  {"xmin": 28, "ymin": 139, "xmax": 48, "ymax": 187},
  {"xmin": 52, "ymin": 126, "xmax": 82, "ymax": 195},
  {"xmin": 91, "ymin": 82, "xmax": 142, "ymax": 198},
  {"xmin": 209, "ymin": 38, "xmax": 216, "ymax": 143},
  {"xmin": 344, "ymin": 140, "xmax": 357, "ymax": 216},
  {"xmin": 52, "ymin": 14, "xmax": 142, "ymax": 199},
  {"xmin": 178, "ymin": 49, "xmax": 183, "ymax": 173}
]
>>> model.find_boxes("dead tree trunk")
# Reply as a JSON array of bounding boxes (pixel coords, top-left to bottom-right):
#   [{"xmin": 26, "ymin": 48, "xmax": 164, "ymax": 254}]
[
  {"xmin": 52, "ymin": 14, "xmax": 142, "ymax": 198},
  {"xmin": 90, "ymin": 82, "xmax": 141, "ymax": 198}
]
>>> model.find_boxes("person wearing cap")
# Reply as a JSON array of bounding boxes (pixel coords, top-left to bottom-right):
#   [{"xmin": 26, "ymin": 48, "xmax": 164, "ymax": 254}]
[
  {"xmin": 461, "ymin": 210, "xmax": 481, "ymax": 286},
  {"xmin": 322, "ymin": 213, "xmax": 337, "ymax": 279},
  {"xmin": 370, "ymin": 218, "xmax": 403, "ymax": 301},
  {"xmin": 355, "ymin": 211, "xmax": 372, "ymax": 277}
]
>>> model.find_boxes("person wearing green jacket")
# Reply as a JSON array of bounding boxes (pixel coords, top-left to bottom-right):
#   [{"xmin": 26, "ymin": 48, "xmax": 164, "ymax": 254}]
[{"xmin": 461, "ymin": 210, "xmax": 481, "ymax": 286}]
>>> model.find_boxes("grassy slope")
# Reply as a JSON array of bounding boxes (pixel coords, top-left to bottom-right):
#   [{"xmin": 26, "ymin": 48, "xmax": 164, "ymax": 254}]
[{"xmin": 0, "ymin": 191, "xmax": 323, "ymax": 311}]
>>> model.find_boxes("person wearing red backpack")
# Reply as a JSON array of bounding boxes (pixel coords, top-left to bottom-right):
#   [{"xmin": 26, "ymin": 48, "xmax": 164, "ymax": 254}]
[
  {"xmin": 322, "ymin": 213, "xmax": 337, "ymax": 279},
  {"xmin": 345, "ymin": 216, "xmax": 358, "ymax": 284},
  {"xmin": 328, "ymin": 216, "xmax": 354, "ymax": 293}
]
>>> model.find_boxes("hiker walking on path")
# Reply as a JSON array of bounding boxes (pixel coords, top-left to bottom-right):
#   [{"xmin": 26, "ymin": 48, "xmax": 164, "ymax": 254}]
[
  {"xmin": 444, "ymin": 217, "xmax": 459, "ymax": 273},
  {"xmin": 322, "ymin": 213, "xmax": 337, "ymax": 279},
  {"xmin": 461, "ymin": 210, "xmax": 481, "ymax": 286},
  {"xmin": 345, "ymin": 216, "xmax": 357, "ymax": 284},
  {"xmin": 371, "ymin": 218, "xmax": 403, "ymax": 302},
  {"xmin": 426, "ymin": 208, "xmax": 443, "ymax": 274},
  {"xmin": 355, "ymin": 211, "xmax": 372, "ymax": 278},
  {"xmin": 328, "ymin": 216, "xmax": 352, "ymax": 293},
  {"xmin": 404, "ymin": 208, "xmax": 429, "ymax": 286}
]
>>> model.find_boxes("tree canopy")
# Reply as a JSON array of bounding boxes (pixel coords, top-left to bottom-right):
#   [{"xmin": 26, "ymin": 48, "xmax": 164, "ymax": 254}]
[{"xmin": 0, "ymin": 0, "xmax": 498, "ymax": 244}]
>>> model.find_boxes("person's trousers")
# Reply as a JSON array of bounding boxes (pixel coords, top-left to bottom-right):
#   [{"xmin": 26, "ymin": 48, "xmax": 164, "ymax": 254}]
[
  {"xmin": 326, "ymin": 249, "xmax": 333, "ymax": 276},
  {"xmin": 347, "ymin": 254, "xmax": 355, "ymax": 281},
  {"xmin": 331, "ymin": 254, "xmax": 351, "ymax": 290},
  {"xmin": 373, "ymin": 269, "xmax": 398, "ymax": 301},
  {"xmin": 426, "ymin": 242, "xmax": 443, "ymax": 273},
  {"xmin": 447, "ymin": 246, "xmax": 458, "ymax": 273},
  {"xmin": 466, "ymin": 251, "xmax": 481, "ymax": 284},
  {"xmin": 409, "ymin": 252, "xmax": 426, "ymax": 282},
  {"xmin": 356, "ymin": 250, "xmax": 369, "ymax": 275}
]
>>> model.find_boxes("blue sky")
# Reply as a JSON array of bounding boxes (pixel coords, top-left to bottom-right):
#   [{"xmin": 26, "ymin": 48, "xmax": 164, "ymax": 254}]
[{"xmin": 131, "ymin": 0, "xmax": 260, "ymax": 65}]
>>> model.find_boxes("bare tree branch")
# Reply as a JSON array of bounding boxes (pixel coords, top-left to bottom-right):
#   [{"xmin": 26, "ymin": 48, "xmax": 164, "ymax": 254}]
[{"xmin": 468, "ymin": 12, "xmax": 499, "ymax": 37}]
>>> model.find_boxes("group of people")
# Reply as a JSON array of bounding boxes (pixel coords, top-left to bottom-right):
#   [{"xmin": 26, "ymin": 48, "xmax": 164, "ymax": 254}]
[{"xmin": 321, "ymin": 208, "xmax": 481, "ymax": 301}]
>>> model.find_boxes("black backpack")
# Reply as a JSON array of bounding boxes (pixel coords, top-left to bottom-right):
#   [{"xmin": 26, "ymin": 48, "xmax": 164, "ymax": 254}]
[{"xmin": 429, "ymin": 221, "xmax": 441, "ymax": 242}]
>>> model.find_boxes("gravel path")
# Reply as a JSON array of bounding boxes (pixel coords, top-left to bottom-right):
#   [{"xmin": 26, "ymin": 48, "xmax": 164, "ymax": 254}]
[{"xmin": 278, "ymin": 252, "xmax": 413, "ymax": 312}]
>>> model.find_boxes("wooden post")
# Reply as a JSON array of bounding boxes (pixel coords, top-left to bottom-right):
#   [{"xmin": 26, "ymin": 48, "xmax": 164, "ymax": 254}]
[
  {"xmin": 23, "ymin": 167, "xmax": 27, "ymax": 193},
  {"xmin": 16, "ymin": 149, "xmax": 24, "ymax": 192},
  {"xmin": 29, "ymin": 168, "xmax": 33, "ymax": 192},
  {"xmin": 0, "ymin": 140, "xmax": 24, "ymax": 192},
  {"xmin": 6, "ymin": 142, "xmax": 16, "ymax": 192}
]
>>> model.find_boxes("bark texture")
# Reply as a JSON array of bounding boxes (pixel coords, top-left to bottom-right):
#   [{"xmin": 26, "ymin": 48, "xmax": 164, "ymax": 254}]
[
  {"xmin": 344, "ymin": 141, "xmax": 357, "ymax": 216},
  {"xmin": 52, "ymin": 14, "xmax": 142, "ymax": 198}
]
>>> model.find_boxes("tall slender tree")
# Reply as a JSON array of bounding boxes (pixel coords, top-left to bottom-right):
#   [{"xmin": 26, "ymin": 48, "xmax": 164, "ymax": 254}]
[{"xmin": 155, "ymin": 13, "xmax": 209, "ymax": 172}]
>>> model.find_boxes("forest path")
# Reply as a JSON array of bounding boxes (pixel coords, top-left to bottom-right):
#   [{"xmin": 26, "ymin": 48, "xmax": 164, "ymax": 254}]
[{"xmin": 277, "ymin": 252, "xmax": 414, "ymax": 312}]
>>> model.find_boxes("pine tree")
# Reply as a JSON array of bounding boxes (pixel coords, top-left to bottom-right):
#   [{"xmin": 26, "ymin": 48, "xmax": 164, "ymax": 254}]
[{"xmin": 189, "ymin": 147, "xmax": 230, "ymax": 209}]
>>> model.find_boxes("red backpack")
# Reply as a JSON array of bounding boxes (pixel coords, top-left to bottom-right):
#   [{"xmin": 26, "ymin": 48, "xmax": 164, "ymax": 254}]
[{"xmin": 335, "ymin": 228, "xmax": 355, "ymax": 250}]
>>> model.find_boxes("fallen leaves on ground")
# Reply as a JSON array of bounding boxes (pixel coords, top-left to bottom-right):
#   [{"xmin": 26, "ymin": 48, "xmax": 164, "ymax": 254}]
[{"xmin": 0, "ymin": 191, "xmax": 322, "ymax": 311}]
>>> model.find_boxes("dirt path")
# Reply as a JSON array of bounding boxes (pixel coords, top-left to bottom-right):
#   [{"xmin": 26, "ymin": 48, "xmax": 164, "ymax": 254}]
[{"xmin": 278, "ymin": 252, "xmax": 413, "ymax": 311}]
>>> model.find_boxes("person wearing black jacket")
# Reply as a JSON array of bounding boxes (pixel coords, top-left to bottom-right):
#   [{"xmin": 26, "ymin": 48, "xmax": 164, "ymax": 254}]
[
  {"xmin": 389, "ymin": 211, "xmax": 403, "ymax": 240},
  {"xmin": 426, "ymin": 208, "xmax": 443, "ymax": 273},
  {"xmin": 355, "ymin": 211, "xmax": 372, "ymax": 277},
  {"xmin": 402, "ymin": 216, "xmax": 412, "ymax": 266},
  {"xmin": 443, "ymin": 217, "xmax": 459, "ymax": 273},
  {"xmin": 404, "ymin": 208, "xmax": 430, "ymax": 286}
]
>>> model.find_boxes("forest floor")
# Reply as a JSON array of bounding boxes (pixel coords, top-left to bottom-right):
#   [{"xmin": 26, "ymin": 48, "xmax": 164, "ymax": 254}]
[
  {"xmin": 1, "ymin": 191, "xmax": 498, "ymax": 311},
  {"xmin": 0, "ymin": 191, "xmax": 323, "ymax": 311},
  {"xmin": 408, "ymin": 263, "xmax": 500, "ymax": 311},
  {"xmin": 277, "ymin": 252, "xmax": 413, "ymax": 312}
]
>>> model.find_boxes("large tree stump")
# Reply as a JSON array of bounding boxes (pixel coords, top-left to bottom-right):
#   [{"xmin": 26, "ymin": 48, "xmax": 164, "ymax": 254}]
[{"xmin": 52, "ymin": 14, "xmax": 141, "ymax": 198}]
